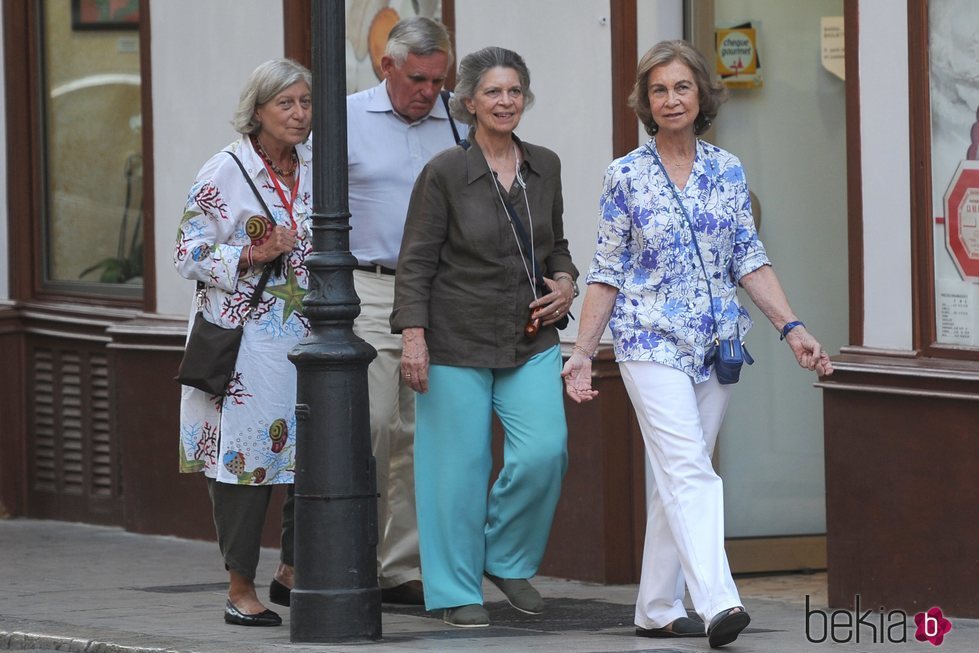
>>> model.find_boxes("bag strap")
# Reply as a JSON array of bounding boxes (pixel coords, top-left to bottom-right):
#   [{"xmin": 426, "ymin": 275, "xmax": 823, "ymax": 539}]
[
  {"xmin": 648, "ymin": 144, "xmax": 726, "ymax": 342},
  {"xmin": 440, "ymin": 90, "xmax": 461, "ymax": 145},
  {"xmin": 499, "ymin": 193, "xmax": 541, "ymax": 288},
  {"xmin": 224, "ymin": 150, "xmax": 280, "ymax": 232},
  {"xmin": 194, "ymin": 150, "xmax": 279, "ymax": 310}
]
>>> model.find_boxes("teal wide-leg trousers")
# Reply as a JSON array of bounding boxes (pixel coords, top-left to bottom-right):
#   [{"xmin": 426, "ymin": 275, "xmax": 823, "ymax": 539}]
[{"xmin": 415, "ymin": 345, "xmax": 568, "ymax": 611}]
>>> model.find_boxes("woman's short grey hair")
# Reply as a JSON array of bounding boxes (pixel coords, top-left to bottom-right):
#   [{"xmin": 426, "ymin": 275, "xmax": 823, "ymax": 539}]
[
  {"xmin": 232, "ymin": 58, "xmax": 312, "ymax": 135},
  {"xmin": 385, "ymin": 16, "xmax": 454, "ymax": 68},
  {"xmin": 628, "ymin": 40, "xmax": 727, "ymax": 136},
  {"xmin": 448, "ymin": 47, "xmax": 535, "ymax": 128}
]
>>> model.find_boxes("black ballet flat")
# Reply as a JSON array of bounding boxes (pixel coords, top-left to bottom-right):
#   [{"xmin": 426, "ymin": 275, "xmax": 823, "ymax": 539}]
[
  {"xmin": 707, "ymin": 606, "xmax": 750, "ymax": 648},
  {"xmin": 636, "ymin": 616, "xmax": 706, "ymax": 638},
  {"xmin": 269, "ymin": 578, "xmax": 291, "ymax": 607},
  {"xmin": 223, "ymin": 599, "xmax": 282, "ymax": 627}
]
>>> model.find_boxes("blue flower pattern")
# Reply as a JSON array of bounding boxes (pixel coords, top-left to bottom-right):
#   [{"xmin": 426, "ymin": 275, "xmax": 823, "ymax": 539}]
[{"xmin": 586, "ymin": 139, "xmax": 770, "ymax": 382}]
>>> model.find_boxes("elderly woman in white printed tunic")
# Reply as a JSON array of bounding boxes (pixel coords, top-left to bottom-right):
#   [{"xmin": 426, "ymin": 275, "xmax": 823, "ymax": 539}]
[{"xmin": 174, "ymin": 58, "xmax": 312, "ymax": 628}]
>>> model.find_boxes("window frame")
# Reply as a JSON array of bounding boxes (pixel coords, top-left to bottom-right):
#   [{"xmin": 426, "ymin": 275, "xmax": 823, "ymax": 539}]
[
  {"xmin": 908, "ymin": 0, "xmax": 979, "ymax": 361},
  {"xmin": 4, "ymin": 0, "xmax": 155, "ymax": 309}
]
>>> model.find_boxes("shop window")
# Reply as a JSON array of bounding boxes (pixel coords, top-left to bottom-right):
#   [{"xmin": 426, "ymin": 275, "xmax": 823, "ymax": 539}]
[
  {"xmin": 911, "ymin": 0, "xmax": 979, "ymax": 358},
  {"xmin": 39, "ymin": 0, "xmax": 144, "ymax": 297}
]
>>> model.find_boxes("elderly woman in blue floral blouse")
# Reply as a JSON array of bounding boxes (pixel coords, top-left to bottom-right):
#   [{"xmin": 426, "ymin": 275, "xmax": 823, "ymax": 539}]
[{"xmin": 561, "ymin": 40, "xmax": 833, "ymax": 648}]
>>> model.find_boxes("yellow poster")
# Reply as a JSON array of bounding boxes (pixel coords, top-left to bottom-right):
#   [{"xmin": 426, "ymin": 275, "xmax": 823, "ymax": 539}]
[{"xmin": 716, "ymin": 26, "xmax": 763, "ymax": 89}]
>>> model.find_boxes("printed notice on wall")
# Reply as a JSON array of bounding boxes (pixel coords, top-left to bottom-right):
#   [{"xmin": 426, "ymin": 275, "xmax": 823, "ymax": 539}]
[
  {"xmin": 937, "ymin": 278, "xmax": 978, "ymax": 345},
  {"xmin": 821, "ymin": 17, "xmax": 845, "ymax": 80}
]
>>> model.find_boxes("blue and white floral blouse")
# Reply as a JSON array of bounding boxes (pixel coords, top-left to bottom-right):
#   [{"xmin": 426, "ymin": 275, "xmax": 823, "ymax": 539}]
[{"xmin": 586, "ymin": 139, "xmax": 771, "ymax": 382}]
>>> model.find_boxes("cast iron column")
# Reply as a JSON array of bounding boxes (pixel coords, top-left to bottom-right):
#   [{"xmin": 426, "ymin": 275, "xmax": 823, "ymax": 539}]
[{"xmin": 289, "ymin": 0, "xmax": 381, "ymax": 642}]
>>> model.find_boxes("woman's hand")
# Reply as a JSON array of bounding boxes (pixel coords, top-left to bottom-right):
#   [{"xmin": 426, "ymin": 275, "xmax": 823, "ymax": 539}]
[
  {"xmin": 785, "ymin": 326, "xmax": 834, "ymax": 376},
  {"xmin": 531, "ymin": 276, "xmax": 575, "ymax": 326},
  {"xmin": 255, "ymin": 226, "xmax": 297, "ymax": 264},
  {"xmin": 561, "ymin": 350, "xmax": 598, "ymax": 403},
  {"xmin": 401, "ymin": 328, "xmax": 430, "ymax": 393}
]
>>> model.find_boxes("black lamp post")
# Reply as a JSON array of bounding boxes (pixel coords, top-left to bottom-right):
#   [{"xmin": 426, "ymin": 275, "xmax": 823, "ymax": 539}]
[{"xmin": 289, "ymin": 0, "xmax": 382, "ymax": 642}]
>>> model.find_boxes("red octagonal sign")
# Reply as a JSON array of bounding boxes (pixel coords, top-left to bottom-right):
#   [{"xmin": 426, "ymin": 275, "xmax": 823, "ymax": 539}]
[{"xmin": 944, "ymin": 160, "xmax": 979, "ymax": 279}]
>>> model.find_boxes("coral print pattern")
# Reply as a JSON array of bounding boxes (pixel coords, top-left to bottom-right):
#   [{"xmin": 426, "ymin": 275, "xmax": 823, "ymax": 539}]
[
  {"xmin": 175, "ymin": 135, "xmax": 312, "ymax": 485},
  {"xmin": 586, "ymin": 139, "xmax": 770, "ymax": 382}
]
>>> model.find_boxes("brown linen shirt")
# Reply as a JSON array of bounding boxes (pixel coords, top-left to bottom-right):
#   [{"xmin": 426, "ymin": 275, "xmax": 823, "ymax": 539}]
[{"xmin": 391, "ymin": 135, "xmax": 578, "ymax": 369}]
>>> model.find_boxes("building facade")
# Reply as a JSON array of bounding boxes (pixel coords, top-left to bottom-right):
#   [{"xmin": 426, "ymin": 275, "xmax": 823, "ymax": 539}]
[{"xmin": 0, "ymin": 0, "xmax": 975, "ymax": 617}]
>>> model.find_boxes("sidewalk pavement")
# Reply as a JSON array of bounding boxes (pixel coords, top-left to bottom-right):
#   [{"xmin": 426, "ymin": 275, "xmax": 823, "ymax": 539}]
[{"xmin": 1, "ymin": 519, "xmax": 975, "ymax": 653}]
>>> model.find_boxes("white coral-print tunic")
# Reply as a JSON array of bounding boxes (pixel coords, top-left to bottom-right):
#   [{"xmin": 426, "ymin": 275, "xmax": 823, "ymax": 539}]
[{"xmin": 174, "ymin": 135, "xmax": 312, "ymax": 485}]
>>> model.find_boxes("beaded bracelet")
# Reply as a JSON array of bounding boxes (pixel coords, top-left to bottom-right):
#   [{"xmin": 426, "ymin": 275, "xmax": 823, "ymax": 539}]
[{"xmin": 572, "ymin": 344, "xmax": 595, "ymax": 360}]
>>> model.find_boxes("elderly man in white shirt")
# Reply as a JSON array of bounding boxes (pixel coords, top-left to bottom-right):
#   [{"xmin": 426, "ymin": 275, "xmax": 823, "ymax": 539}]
[{"xmin": 346, "ymin": 16, "xmax": 461, "ymax": 605}]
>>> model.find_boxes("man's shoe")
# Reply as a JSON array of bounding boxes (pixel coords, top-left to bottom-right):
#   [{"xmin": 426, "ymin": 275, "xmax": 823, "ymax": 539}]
[
  {"xmin": 381, "ymin": 580, "xmax": 425, "ymax": 605},
  {"xmin": 636, "ymin": 616, "xmax": 706, "ymax": 638},
  {"xmin": 442, "ymin": 603, "xmax": 490, "ymax": 628},
  {"xmin": 223, "ymin": 600, "xmax": 282, "ymax": 627},
  {"xmin": 708, "ymin": 606, "xmax": 751, "ymax": 648},
  {"xmin": 485, "ymin": 573, "xmax": 544, "ymax": 614},
  {"xmin": 269, "ymin": 578, "xmax": 291, "ymax": 607}
]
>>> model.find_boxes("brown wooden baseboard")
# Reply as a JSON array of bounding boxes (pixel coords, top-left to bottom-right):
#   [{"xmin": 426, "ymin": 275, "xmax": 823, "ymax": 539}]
[{"xmin": 726, "ymin": 535, "xmax": 827, "ymax": 574}]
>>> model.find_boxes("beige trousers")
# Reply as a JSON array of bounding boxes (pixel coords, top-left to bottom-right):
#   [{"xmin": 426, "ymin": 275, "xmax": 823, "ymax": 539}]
[{"xmin": 352, "ymin": 269, "xmax": 422, "ymax": 588}]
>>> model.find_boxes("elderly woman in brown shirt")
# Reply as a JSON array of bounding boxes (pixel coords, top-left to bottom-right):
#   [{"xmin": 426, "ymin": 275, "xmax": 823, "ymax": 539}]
[{"xmin": 391, "ymin": 46, "xmax": 577, "ymax": 628}]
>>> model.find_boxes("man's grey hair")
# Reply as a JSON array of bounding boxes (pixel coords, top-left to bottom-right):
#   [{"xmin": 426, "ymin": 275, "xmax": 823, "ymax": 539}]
[
  {"xmin": 385, "ymin": 16, "xmax": 454, "ymax": 68},
  {"xmin": 231, "ymin": 58, "xmax": 312, "ymax": 135},
  {"xmin": 448, "ymin": 47, "xmax": 535, "ymax": 128}
]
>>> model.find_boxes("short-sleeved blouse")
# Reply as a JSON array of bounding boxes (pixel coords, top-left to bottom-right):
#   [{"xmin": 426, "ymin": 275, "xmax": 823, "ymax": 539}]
[{"xmin": 586, "ymin": 139, "xmax": 770, "ymax": 382}]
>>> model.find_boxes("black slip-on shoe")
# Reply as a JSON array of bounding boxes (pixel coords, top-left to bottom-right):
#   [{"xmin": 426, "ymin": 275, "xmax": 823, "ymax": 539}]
[
  {"xmin": 268, "ymin": 578, "xmax": 291, "ymax": 607},
  {"xmin": 381, "ymin": 580, "xmax": 425, "ymax": 605},
  {"xmin": 708, "ymin": 606, "xmax": 751, "ymax": 647},
  {"xmin": 224, "ymin": 599, "xmax": 282, "ymax": 627},
  {"xmin": 636, "ymin": 616, "xmax": 706, "ymax": 638}
]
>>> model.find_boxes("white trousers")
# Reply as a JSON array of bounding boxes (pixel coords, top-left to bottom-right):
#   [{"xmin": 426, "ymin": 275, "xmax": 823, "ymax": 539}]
[
  {"xmin": 352, "ymin": 270, "xmax": 421, "ymax": 587},
  {"xmin": 620, "ymin": 360, "xmax": 742, "ymax": 629}
]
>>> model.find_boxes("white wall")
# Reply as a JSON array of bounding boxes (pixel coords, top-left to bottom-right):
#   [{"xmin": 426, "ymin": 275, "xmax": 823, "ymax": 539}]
[
  {"xmin": 453, "ymin": 0, "xmax": 614, "ymax": 336},
  {"xmin": 859, "ymin": 0, "xmax": 913, "ymax": 349},
  {"xmin": 637, "ymin": 0, "xmax": 684, "ymax": 105},
  {"xmin": 152, "ymin": 0, "xmax": 284, "ymax": 317},
  {"xmin": 635, "ymin": 0, "xmax": 684, "ymax": 200}
]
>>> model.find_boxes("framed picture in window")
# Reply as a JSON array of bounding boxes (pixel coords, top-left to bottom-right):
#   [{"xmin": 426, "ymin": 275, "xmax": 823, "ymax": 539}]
[{"xmin": 71, "ymin": 0, "xmax": 139, "ymax": 31}]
